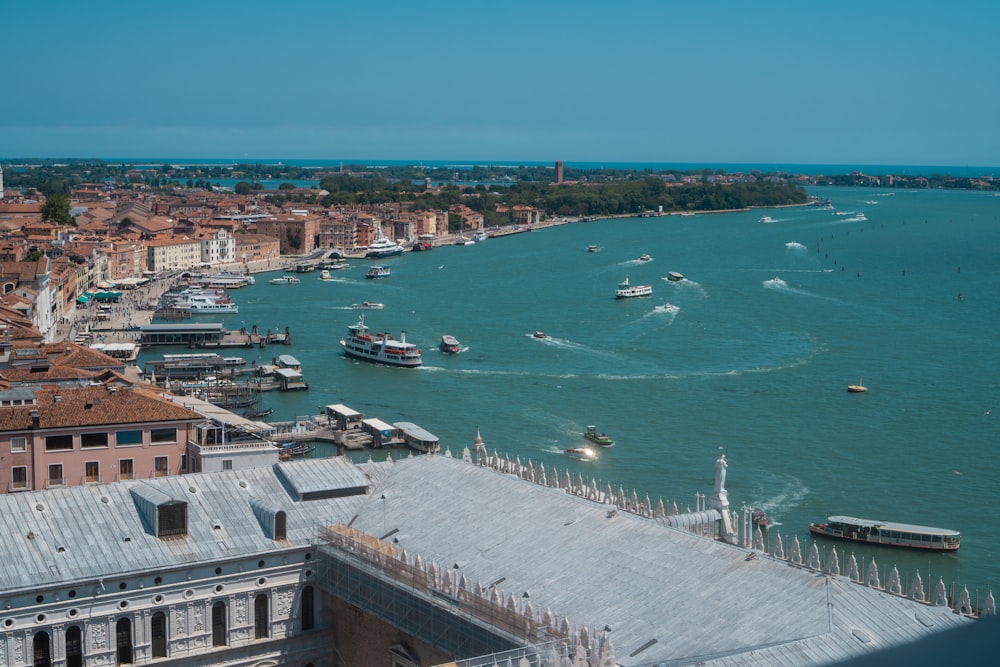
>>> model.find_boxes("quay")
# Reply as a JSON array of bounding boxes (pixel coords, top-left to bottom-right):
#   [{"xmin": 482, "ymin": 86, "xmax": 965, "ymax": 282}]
[{"xmin": 138, "ymin": 323, "xmax": 291, "ymax": 348}]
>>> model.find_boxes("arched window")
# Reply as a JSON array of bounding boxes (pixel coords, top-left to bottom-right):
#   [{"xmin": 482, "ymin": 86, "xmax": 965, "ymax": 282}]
[
  {"xmin": 116, "ymin": 618, "xmax": 133, "ymax": 664},
  {"xmin": 65, "ymin": 626, "xmax": 83, "ymax": 667},
  {"xmin": 33, "ymin": 631, "xmax": 51, "ymax": 667},
  {"xmin": 151, "ymin": 611, "xmax": 167, "ymax": 658},
  {"xmin": 212, "ymin": 601, "xmax": 227, "ymax": 646},
  {"xmin": 301, "ymin": 585, "xmax": 315, "ymax": 631},
  {"xmin": 254, "ymin": 594, "xmax": 269, "ymax": 639}
]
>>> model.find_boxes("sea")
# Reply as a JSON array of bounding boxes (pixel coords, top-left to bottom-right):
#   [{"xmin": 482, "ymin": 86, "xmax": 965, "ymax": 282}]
[{"xmin": 138, "ymin": 183, "xmax": 1000, "ymax": 601}]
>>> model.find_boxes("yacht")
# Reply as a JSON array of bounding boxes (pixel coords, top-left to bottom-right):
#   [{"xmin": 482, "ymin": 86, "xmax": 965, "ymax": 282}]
[
  {"xmin": 365, "ymin": 226, "xmax": 404, "ymax": 258},
  {"xmin": 615, "ymin": 275, "xmax": 652, "ymax": 298}
]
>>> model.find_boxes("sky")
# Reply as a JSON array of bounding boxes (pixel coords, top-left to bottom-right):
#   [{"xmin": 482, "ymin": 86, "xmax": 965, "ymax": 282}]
[{"xmin": 3, "ymin": 0, "xmax": 998, "ymax": 166}]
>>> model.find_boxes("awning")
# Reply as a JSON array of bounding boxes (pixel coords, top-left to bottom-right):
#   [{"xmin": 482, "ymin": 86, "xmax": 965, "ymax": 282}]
[{"xmin": 76, "ymin": 295, "xmax": 91, "ymax": 303}]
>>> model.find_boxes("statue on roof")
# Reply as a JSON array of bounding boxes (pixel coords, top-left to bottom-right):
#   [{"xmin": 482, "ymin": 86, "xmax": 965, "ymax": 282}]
[{"xmin": 714, "ymin": 453, "xmax": 727, "ymax": 495}]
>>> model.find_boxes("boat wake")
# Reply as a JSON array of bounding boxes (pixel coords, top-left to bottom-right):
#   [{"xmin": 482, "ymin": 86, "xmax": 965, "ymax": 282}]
[
  {"xmin": 763, "ymin": 277, "xmax": 788, "ymax": 289},
  {"xmin": 784, "ymin": 241, "xmax": 807, "ymax": 252}
]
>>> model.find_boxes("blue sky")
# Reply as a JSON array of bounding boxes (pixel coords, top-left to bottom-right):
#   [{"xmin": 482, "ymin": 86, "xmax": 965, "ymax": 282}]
[{"xmin": 3, "ymin": 0, "xmax": 998, "ymax": 166}]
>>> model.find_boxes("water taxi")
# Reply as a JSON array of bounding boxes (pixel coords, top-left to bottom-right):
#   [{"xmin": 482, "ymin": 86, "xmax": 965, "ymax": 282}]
[
  {"xmin": 564, "ymin": 446, "xmax": 597, "ymax": 461},
  {"xmin": 583, "ymin": 425, "xmax": 614, "ymax": 447},
  {"xmin": 615, "ymin": 275, "xmax": 652, "ymax": 299},
  {"xmin": 366, "ymin": 265, "xmax": 391, "ymax": 279},
  {"xmin": 440, "ymin": 334, "xmax": 461, "ymax": 354},
  {"xmin": 318, "ymin": 270, "xmax": 335, "ymax": 281},
  {"xmin": 340, "ymin": 315, "xmax": 422, "ymax": 368},
  {"xmin": 808, "ymin": 516, "xmax": 961, "ymax": 551},
  {"xmin": 667, "ymin": 271, "xmax": 685, "ymax": 282}
]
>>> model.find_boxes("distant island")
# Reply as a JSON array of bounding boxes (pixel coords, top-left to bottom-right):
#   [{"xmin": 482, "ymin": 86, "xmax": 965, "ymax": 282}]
[{"xmin": 3, "ymin": 159, "xmax": 997, "ymax": 223}]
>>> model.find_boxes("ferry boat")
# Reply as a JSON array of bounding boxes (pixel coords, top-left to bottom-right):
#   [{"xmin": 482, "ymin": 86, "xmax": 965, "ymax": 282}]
[
  {"xmin": 268, "ymin": 275, "xmax": 300, "ymax": 285},
  {"xmin": 615, "ymin": 275, "xmax": 652, "ymax": 299},
  {"xmin": 667, "ymin": 271, "xmax": 685, "ymax": 282},
  {"xmin": 583, "ymin": 425, "xmax": 614, "ymax": 447},
  {"xmin": 174, "ymin": 295, "xmax": 239, "ymax": 314},
  {"xmin": 440, "ymin": 334, "xmax": 461, "ymax": 354},
  {"xmin": 808, "ymin": 516, "xmax": 961, "ymax": 551},
  {"xmin": 366, "ymin": 265, "xmax": 391, "ymax": 279},
  {"xmin": 340, "ymin": 315, "xmax": 422, "ymax": 367}
]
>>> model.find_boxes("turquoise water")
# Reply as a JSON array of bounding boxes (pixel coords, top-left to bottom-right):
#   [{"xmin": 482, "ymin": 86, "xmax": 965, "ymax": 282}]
[{"xmin": 145, "ymin": 186, "xmax": 1000, "ymax": 598}]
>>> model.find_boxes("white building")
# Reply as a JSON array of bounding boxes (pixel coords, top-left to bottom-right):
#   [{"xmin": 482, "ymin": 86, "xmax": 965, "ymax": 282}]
[{"xmin": 200, "ymin": 228, "xmax": 236, "ymax": 266}]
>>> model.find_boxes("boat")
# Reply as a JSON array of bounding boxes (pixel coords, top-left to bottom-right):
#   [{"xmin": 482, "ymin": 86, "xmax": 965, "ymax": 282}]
[
  {"xmin": 583, "ymin": 425, "xmax": 614, "ymax": 447},
  {"xmin": 366, "ymin": 265, "xmax": 391, "ymax": 279},
  {"xmin": 564, "ymin": 446, "xmax": 597, "ymax": 461},
  {"xmin": 340, "ymin": 315, "xmax": 422, "ymax": 367},
  {"xmin": 351, "ymin": 301, "xmax": 384, "ymax": 309},
  {"xmin": 615, "ymin": 275, "xmax": 652, "ymax": 299},
  {"xmin": 269, "ymin": 275, "xmax": 300, "ymax": 285},
  {"xmin": 654, "ymin": 303, "xmax": 679, "ymax": 313},
  {"xmin": 321, "ymin": 260, "xmax": 351, "ymax": 270},
  {"xmin": 752, "ymin": 510, "xmax": 770, "ymax": 527},
  {"xmin": 667, "ymin": 271, "xmax": 685, "ymax": 282},
  {"xmin": 278, "ymin": 441, "xmax": 315, "ymax": 460},
  {"xmin": 440, "ymin": 334, "xmax": 461, "ymax": 354},
  {"xmin": 588, "ymin": 245, "xmax": 598, "ymax": 252},
  {"xmin": 638, "ymin": 253, "xmax": 652, "ymax": 262},
  {"xmin": 532, "ymin": 331, "xmax": 547, "ymax": 339},
  {"xmin": 808, "ymin": 516, "xmax": 961, "ymax": 551},
  {"xmin": 173, "ymin": 295, "xmax": 239, "ymax": 314},
  {"xmin": 473, "ymin": 231, "xmax": 489, "ymax": 241},
  {"xmin": 364, "ymin": 226, "xmax": 404, "ymax": 258},
  {"xmin": 848, "ymin": 376, "xmax": 867, "ymax": 393},
  {"xmin": 318, "ymin": 270, "xmax": 334, "ymax": 281},
  {"xmin": 242, "ymin": 407, "xmax": 272, "ymax": 419},
  {"xmin": 412, "ymin": 240, "xmax": 433, "ymax": 251},
  {"xmin": 454, "ymin": 237, "xmax": 475, "ymax": 246},
  {"xmin": 759, "ymin": 215, "xmax": 775, "ymax": 223}
]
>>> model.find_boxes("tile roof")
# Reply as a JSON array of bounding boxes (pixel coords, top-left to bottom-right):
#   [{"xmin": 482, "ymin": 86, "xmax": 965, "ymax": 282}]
[{"xmin": 0, "ymin": 385, "xmax": 201, "ymax": 430}]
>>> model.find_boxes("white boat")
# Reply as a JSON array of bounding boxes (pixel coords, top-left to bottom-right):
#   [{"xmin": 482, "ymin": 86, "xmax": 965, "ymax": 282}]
[
  {"xmin": 655, "ymin": 303, "xmax": 679, "ymax": 313},
  {"xmin": 351, "ymin": 301, "xmax": 384, "ymax": 309},
  {"xmin": 809, "ymin": 516, "xmax": 960, "ymax": 551},
  {"xmin": 269, "ymin": 275, "xmax": 300, "ymax": 285},
  {"xmin": 472, "ymin": 231, "xmax": 489, "ymax": 241},
  {"xmin": 340, "ymin": 315, "xmax": 422, "ymax": 367},
  {"xmin": 615, "ymin": 274, "xmax": 652, "ymax": 298},
  {"xmin": 759, "ymin": 215, "xmax": 775, "ymax": 223},
  {"xmin": 666, "ymin": 271, "xmax": 685, "ymax": 282},
  {"xmin": 366, "ymin": 265, "xmax": 391, "ymax": 279},
  {"xmin": 318, "ymin": 270, "xmax": 334, "ymax": 281},
  {"xmin": 638, "ymin": 253, "xmax": 652, "ymax": 262},
  {"xmin": 365, "ymin": 226, "xmax": 404, "ymax": 258},
  {"xmin": 173, "ymin": 295, "xmax": 239, "ymax": 313}
]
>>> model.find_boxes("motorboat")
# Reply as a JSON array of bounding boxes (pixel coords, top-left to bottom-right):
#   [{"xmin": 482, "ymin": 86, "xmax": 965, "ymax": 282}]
[
  {"xmin": 340, "ymin": 315, "xmax": 422, "ymax": 368},
  {"xmin": 318, "ymin": 270, "xmax": 334, "ymax": 281},
  {"xmin": 759, "ymin": 215, "xmax": 775, "ymax": 223},
  {"xmin": 588, "ymin": 245, "xmax": 598, "ymax": 253},
  {"xmin": 564, "ymin": 446, "xmax": 597, "ymax": 461},
  {"xmin": 351, "ymin": 302, "xmax": 384, "ymax": 309},
  {"xmin": 848, "ymin": 376, "xmax": 867, "ymax": 393},
  {"xmin": 473, "ymin": 231, "xmax": 489, "ymax": 241},
  {"xmin": 667, "ymin": 271, "xmax": 685, "ymax": 282},
  {"xmin": 615, "ymin": 274, "xmax": 652, "ymax": 298},
  {"xmin": 440, "ymin": 334, "xmax": 461, "ymax": 354},
  {"xmin": 583, "ymin": 425, "xmax": 614, "ymax": 447},
  {"xmin": 655, "ymin": 303, "xmax": 679, "ymax": 313},
  {"xmin": 366, "ymin": 265, "xmax": 391, "ymax": 279},
  {"xmin": 412, "ymin": 240, "xmax": 433, "ymax": 251},
  {"xmin": 752, "ymin": 510, "xmax": 771, "ymax": 527},
  {"xmin": 269, "ymin": 275, "xmax": 300, "ymax": 285},
  {"xmin": 532, "ymin": 331, "xmax": 547, "ymax": 339},
  {"xmin": 808, "ymin": 516, "xmax": 961, "ymax": 551},
  {"xmin": 638, "ymin": 253, "xmax": 652, "ymax": 262}
]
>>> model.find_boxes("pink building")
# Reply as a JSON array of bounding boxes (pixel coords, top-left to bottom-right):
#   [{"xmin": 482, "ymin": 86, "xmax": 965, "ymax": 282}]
[{"xmin": 1, "ymin": 384, "xmax": 203, "ymax": 492}]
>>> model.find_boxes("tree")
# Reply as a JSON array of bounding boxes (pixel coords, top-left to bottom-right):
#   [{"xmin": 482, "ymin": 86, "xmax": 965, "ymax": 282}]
[
  {"xmin": 278, "ymin": 182, "xmax": 296, "ymax": 190},
  {"xmin": 41, "ymin": 193, "xmax": 74, "ymax": 226},
  {"xmin": 234, "ymin": 181, "xmax": 252, "ymax": 195}
]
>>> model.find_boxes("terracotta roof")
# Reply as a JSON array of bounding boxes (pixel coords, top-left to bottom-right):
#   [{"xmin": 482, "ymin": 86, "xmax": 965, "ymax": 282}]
[{"xmin": 0, "ymin": 385, "xmax": 201, "ymax": 430}]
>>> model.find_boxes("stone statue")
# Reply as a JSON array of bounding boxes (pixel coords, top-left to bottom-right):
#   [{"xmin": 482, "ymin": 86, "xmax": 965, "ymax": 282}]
[{"xmin": 714, "ymin": 454, "xmax": 728, "ymax": 494}]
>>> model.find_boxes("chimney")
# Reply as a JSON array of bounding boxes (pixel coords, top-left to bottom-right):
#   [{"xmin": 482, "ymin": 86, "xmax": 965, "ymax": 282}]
[{"xmin": 30, "ymin": 409, "xmax": 40, "ymax": 428}]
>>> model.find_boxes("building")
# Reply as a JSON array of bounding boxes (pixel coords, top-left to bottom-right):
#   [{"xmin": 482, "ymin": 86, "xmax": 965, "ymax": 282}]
[
  {"xmin": 0, "ymin": 449, "xmax": 990, "ymax": 667},
  {"xmin": 145, "ymin": 237, "xmax": 203, "ymax": 273},
  {"xmin": 555, "ymin": 159, "xmax": 563, "ymax": 184}
]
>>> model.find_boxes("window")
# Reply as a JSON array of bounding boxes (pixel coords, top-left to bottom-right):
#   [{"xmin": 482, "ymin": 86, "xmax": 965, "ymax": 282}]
[
  {"xmin": 81, "ymin": 432, "xmax": 109, "ymax": 449},
  {"xmin": 119, "ymin": 459, "xmax": 134, "ymax": 481},
  {"xmin": 222, "ymin": 459, "xmax": 233, "ymax": 471},
  {"xmin": 85, "ymin": 461, "xmax": 100, "ymax": 484},
  {"xmin": 150, "ymin": 428, "xmax": 176, "ymax": 444},
  {"xmin": 154, "ymin": 456, "xmax": 168, "ymax": 478},
  {"xmin": 254, "ymin": 594, "xmax": 269, "ymax": 639},
  {"xmin": 301, "ymin": 586, "xmax": 315, "ymax": 631},
  {"xmin": 211, "ymin": 602, "xmax": 227, "ymax": 646},
  {"xmin": 157, "ymin": 502, "xmax": 187, "ymax": 537},
  {"xmin": 10, "ymin": 436, "xmax": 26, "ymax": 453},
  {"xmin": 116, "ymin": 618, "xmax": 133, "ymax": 665},
  {"xmin": 45, "ymin": 434, "xmax": 73, "ymax": 452},
  {"xmin": 151, "ymin": 612, "xmax": 167, "ymax": 658},
  {"xmin": 33, "ymin": 630, "xmax": 51, "ymax": 667},
  {"xmin": 65, "ymin": 626, "xmax": 82, "ymax": 667},
  {"xmin": 48, "ymin": 464, "xmax": 64, "ymax": 487},
  {"xmin": 274, "ymin": 511, "xmax": 287, "ymax": 541},
  {"xmin": 11, "ymin": 466, "xmax": 28, "ymax": 491},
  {"xmin": 116, "ymin": 430, "xmax": 143, "ymax": 447}
]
